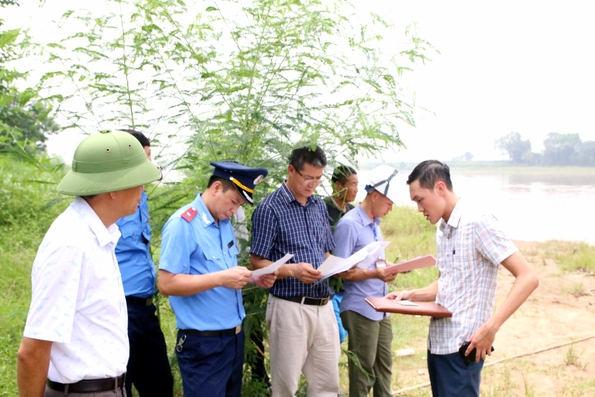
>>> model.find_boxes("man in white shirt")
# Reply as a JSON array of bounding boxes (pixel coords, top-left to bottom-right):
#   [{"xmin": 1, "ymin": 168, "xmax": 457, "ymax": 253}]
[
  {"xmin": 17, "ymin": 130, "xmax": 161, "ymax": 397},
  {"xmin": 387, "ymin": 160, "xmax": 539, "ymax": 397}
]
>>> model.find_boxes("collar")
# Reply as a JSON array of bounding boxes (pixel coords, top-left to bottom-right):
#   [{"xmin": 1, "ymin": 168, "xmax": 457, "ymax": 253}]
[
  {"xmin": 330, "ymin": 196, "xmax": 347, "ymax": 213},
  {"xmin": 440, "ymin": 198, "xmax": 464, "ymax": 235},
  {"xmin": 72, "ymin": 197, "xmax": 121, "ymax": 247},
  {"xmin": 354, "ymin": 204, "xmax": 380, "ymax": 228},
  {"xmin": 192, "ymin": 193, "xmax": 216, "ymax": 228},
  {"xmin": 279, "ymin": 182, "xmax": 316, "ymax": 206}
]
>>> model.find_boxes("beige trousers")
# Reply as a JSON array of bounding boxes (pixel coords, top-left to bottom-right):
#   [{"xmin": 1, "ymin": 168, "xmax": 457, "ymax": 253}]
[{"xmin": 266, "ymin": 294, "xmax": 340, "ymax": 397}]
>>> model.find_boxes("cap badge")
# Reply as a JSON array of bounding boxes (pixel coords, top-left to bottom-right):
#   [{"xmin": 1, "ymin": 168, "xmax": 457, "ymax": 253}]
[{"xmin": 253, "ymin": 175, "xmax": 264, "ymax": 185}]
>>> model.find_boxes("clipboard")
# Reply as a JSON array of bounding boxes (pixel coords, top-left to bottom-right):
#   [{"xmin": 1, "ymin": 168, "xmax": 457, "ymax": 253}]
[
  {"xmin": 382, "ymin": 254, "xmax": 436, "ymax": 276},
  {"xmin": 365, "ymin": 296, "xmax": 452, "ymax": 318}
]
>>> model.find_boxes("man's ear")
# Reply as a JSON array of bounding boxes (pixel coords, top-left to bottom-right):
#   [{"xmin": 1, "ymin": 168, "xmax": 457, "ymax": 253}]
[
  {"xmin": 434, "ymin": 180, "xmax": 447, "ymax": 196},
  {"xmin": 370, "ymin": 190, "xmax": 380, "ymax": 201},
  {"xmin": 210, "ymin": 180, "xmax": 223, "ymax": 195}
]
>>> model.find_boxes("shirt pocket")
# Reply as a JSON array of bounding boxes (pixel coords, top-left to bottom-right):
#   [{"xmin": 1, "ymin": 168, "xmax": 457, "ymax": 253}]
[
  {"xmin": 201, "ymin": 247, "xmax": 222, "ymax": 263},
  {"xmin": 118, "ymin": 219, "xmax": 140, "ymax": 240},
  {"xmin": 228, "ymin": 243, "xmax": 240, "ymax": 258},
  {"xmin": 449, "ymin": 247, "xmax": 475, "ymax": 271}
]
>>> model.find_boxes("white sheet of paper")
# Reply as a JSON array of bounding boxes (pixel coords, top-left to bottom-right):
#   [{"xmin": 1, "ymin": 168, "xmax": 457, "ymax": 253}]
[
  {"xmin": 251, "ymin": 253, "xmax": 294, "ymax": 277},
  {"xmin": 398, "ymin": 300, "xmax": 418, "ymax": 306},
  {"xmin": 356, "ymin": 241, "xmax": 391, "ymax": 269},
  {"xmin": 318, "ymin": 240, "xmax": 391, "ymax": 279},
  {"xmin": 318, "ymin": 255, "xmax": 361, "ymax": 279}
]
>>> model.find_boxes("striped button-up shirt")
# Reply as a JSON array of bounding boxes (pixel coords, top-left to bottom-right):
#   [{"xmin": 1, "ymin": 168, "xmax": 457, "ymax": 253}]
[
  {"xmin": 429, "ymin": 199, "xmax": 518, "ymax": 354},
  {"xmin": 251, "ymin": 182, "xmax": 335, "ymax": 298}
]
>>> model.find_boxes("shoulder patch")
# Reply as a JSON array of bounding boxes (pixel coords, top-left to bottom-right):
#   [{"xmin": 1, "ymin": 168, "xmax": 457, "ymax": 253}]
[{"xmin": 181, "ymin": 207, "xmax": 198, "ymax": 222}]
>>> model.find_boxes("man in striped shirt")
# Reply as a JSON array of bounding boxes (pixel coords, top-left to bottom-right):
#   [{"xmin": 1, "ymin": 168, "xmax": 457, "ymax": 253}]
[{"xmin": 387, "ymin": 160, "xmax": 539, "ymax": 397}]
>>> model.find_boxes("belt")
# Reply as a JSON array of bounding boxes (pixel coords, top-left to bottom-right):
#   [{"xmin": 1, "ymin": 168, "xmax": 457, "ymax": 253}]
[
  {"xmin": 182, "ymin": 324, "xmax": 242, "ymax": 337},
  {"xmin": 47, "ymin": 374, "xmax": 126, "ymax": 393},
  {"xmin": 126, "ymin": 296, "xmax": 153, "ymax": 306},
  {"xmin": 277, "ymin": 295, "xmax": 330, "ymax": 306}
]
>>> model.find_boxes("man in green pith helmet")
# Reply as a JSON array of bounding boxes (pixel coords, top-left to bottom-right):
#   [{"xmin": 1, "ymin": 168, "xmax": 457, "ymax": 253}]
[{"xmin": 17, "ymin": 130, "xmax": 161, "ymax": 397}]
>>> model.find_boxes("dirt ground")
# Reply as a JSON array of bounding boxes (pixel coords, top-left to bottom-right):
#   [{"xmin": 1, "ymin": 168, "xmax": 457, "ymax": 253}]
[{"xmin": 392, "ymin": 241, "xmax": 595, "ymax": 396}]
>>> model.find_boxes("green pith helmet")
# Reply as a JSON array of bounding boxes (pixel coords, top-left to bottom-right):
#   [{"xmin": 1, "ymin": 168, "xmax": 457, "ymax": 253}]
[{"xmin": 58, "ymin": 130, "xmax": 161, "ymax": 196}]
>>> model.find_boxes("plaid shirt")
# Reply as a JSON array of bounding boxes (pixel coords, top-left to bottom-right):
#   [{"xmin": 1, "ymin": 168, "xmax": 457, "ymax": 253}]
[
  {"xmin": 250, "ymin": 183, "xmax": 335, "ymax": 298},
  {"xmin": 429, "ymin": 199, "xmax": 518, "ymax": 354}
]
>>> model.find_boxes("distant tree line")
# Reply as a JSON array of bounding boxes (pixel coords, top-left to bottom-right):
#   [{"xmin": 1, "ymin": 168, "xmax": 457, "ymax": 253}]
[{"xmin": 495, "ymin": 131, "xmax": 595, "ymax": 166}]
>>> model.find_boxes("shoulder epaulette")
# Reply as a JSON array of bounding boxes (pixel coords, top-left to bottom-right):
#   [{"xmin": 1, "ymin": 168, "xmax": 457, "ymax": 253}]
[{"xmin": 181, "ymin": 207, "xmax": 198, "ymax": 222}]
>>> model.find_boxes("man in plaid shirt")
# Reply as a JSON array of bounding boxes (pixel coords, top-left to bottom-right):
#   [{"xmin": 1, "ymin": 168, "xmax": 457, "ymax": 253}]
[
  {"xmin": 250, "ymin": 144, "xmax": 339, "ymax": 397},
  {"xmin": 386, "ymin": 160, "xmax": 539, "ymax": 397}
]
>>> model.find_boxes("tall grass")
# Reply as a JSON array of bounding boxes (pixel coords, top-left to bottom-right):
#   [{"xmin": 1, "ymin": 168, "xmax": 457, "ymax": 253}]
[
  {"xmin": 382, "ymin": 205, "xmax": 439, "ymax": 291},
  {"xmin": 0, "ymin": 154, "xmax": 67, "ymax": 396}
]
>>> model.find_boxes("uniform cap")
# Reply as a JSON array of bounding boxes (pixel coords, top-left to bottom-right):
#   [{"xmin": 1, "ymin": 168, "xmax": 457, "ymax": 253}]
[
  {"xmin": 210, "ymin": 161, "xmax": 268, "ymax": 205},
  {"xmin": 58, "ymin": 130, "xmax": 162, "ymax": 196},
  {"xmin": 366, "ymin": 165, "xmax": 399, "ymax": 204}
]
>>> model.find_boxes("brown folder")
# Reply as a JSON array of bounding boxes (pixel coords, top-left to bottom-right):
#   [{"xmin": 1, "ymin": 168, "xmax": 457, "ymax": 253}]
[{"xmin": 365, "ymin": 296, "xmax": 452, "ymax": 318}]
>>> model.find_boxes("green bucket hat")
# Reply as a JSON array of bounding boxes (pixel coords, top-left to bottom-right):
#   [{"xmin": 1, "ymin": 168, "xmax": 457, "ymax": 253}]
[{"xmin": 58, "ymin": 130, "xmax": 162, "ymax": 196}]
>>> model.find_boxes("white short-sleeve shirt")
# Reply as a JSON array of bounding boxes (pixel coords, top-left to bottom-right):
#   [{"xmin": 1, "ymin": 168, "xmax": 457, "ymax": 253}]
[
  {"xmin": 24, "ymin": 197, "xmax": 128, "ymax": 383},
  {"xmin": 429, "ymin": 199, "xmax": 518, "ymax": 355}
]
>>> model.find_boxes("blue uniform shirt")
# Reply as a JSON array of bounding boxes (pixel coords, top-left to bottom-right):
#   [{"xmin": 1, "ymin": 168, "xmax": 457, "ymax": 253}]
[
  {"xmin": 250, "ymin": 183, "xmax": 335, "ymax": 299},
  {"xmin": 333, "ymin": 204, "xmax": 387, "ymax": 321},
  {"xmin": 115, "ymin": 191, "xmax": 156, "ymax": 298},
  {"xmin": 159, "ymin": 193, "xmax": 245, "ymax": 331}
]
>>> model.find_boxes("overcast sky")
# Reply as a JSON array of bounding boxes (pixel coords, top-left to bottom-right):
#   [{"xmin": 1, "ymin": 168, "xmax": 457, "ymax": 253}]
[
  {"xmin": 5, "ymin": 1, "xmax": 595, "ymax": 162},
  {"xmin": 382, "ymin": 1, "xmax": 595, "ymax": 161}
]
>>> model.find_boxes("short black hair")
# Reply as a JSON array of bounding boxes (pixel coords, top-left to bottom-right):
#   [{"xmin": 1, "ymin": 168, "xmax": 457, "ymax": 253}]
[
  {"xmin": 207, "ymin": 176, "xmax": 235, "ymax": 192},
  {"xmin": 407, "ymin": 160, "xmax": 453, "ymax": 191},
  {"xmin": 119, "ymin": 129, "xmax": 150, "ymax": 148},
  {"xmin": 289, "ymin": 145, "xmax": 327, "ymax": 170},
  {"xmin": 331, "ymin": 165, "xmax": 357, "ymax": 184}
]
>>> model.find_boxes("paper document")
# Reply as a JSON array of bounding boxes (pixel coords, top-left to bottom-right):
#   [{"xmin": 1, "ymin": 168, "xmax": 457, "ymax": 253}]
[
  {"xmin": 382, "ymin": 254, "xmax": 436, "ymax": 276},
  {"xmin": 398, "ymin": 300, "xmax": 418, "ymax": 306},
  {"xmin": 252, "ymin": 253, "xmax": 294, "ymax": 277},
  {"xmin": 318, "ymin": 241, "xmax": 391, "ymax": 279},
  {"xmin": 317, "ymin": 255, "xmax": 359, "ymax": 279},
  {"xmin": 355, "ymin": 241, "xmax": 391, "ymax": 269}
]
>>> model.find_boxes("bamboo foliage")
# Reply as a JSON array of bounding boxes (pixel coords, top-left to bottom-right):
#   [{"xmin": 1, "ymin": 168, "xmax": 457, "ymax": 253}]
[{"xmin": 42, "ymin": 0, "xmax": 434, "ymax": 185}]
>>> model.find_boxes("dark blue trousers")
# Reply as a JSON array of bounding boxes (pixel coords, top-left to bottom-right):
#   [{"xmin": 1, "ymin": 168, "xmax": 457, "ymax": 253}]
[
  {"xmin": 126, "ymin": 302, "xmax": 173, "ymax": 397},
  {"xmin": 427, "ymin": 350, "xmax": 484, "ymax": 397},
  {"xmin": 176, "ymin": 329, "xmax": 245, "ymax": 397}
]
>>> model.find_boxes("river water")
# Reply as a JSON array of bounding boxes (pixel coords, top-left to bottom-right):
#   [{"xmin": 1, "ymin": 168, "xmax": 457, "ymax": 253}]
[{"xmin": 347, "ymin": 168, "xmax": 595, "ymax": 245}]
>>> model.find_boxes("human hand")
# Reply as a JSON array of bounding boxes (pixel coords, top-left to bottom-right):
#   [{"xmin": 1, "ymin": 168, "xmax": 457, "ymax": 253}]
[
  {"xmin": 221, "ymin": 266, "xmax": 253, "ymax": 289},
  {"xmin": 251, "ymin": 272, "xmax": 277, "ymax": 288},
  {"xmin": 384, "ymin": 290, "xmax": 412, "ymax": 301},
  {"xmin": 290, "ymin": 262, "xmax": 322, "ymax": 283},
  {"xmin": 338, "ymin": 267, "xmax": 358, "ymax": 280},
  {"xmin": 465, "ymin": 321, "xmax": 497, "ymax": 363},
  {"xmin": 375, "ymin": 268, "xmax": 398, "ymax": 282}
]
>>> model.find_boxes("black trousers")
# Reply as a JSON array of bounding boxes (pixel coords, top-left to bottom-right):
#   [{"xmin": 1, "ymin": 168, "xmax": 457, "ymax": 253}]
[
  {"xmin": 126, "ymin": 302, "xmax": 173, "ymax": 397},
  {"xmin": 176, "ymin": 329, "xmax": 244, "ymax": 397}
]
